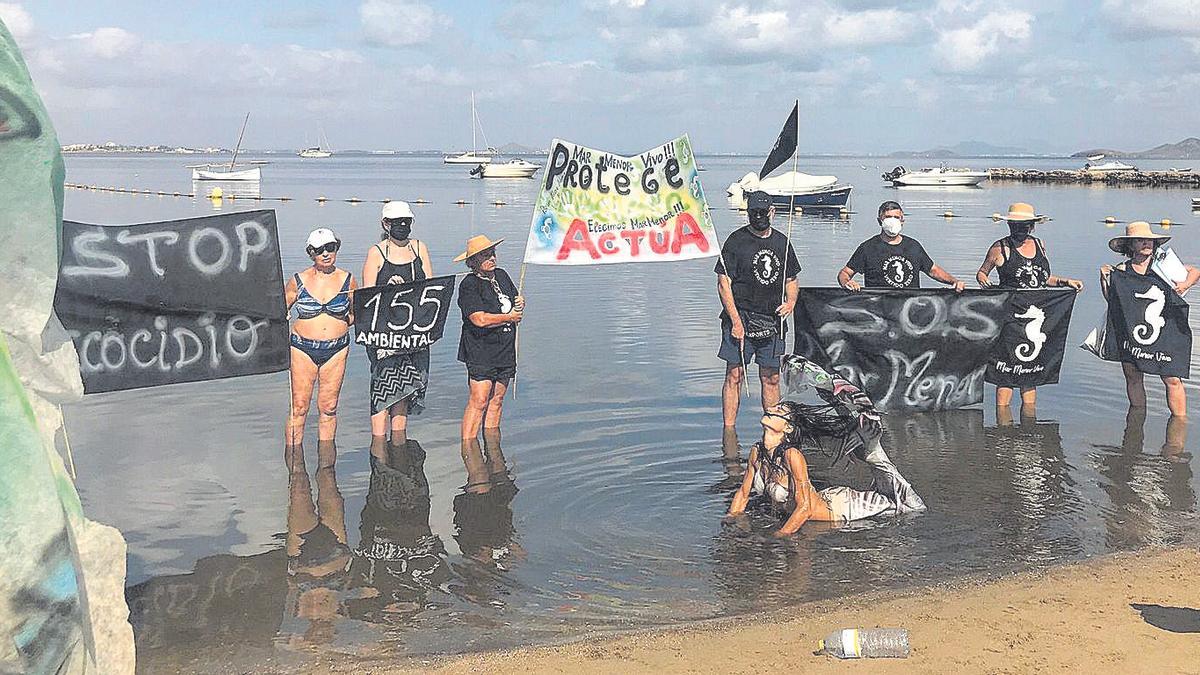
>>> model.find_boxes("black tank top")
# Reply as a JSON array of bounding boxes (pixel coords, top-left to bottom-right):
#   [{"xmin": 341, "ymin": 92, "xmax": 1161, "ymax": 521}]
[
  {"xmin": 995, "ymin": 237, "xmax": 1051, "ymax": 289},
  {"xmin": 376, "ymin": 241, "xmax": 426, "ymax": 285}
]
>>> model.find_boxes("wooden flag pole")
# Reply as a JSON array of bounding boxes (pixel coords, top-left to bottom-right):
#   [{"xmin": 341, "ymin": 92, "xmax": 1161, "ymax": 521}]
[{"xmin": 513, "ymin": 262, "xmax": 528, "ymax": 399}]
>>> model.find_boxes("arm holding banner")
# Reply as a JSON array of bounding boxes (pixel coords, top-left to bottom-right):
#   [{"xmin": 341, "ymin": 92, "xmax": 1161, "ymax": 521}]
[
  {"xmin": 929, "ymin": 264, "xmax": 966, "ymax": 293},
  {"xmin": 1174, "ymin": 264, "xmax": 1200, "ymax": 296},
  {"xmin": 976, "ymin": 243, "xmax": 1003, "ymax": 288},
  {"xmin": 469, "ymin": 308, "xmax": 523, "ymax": 328}
]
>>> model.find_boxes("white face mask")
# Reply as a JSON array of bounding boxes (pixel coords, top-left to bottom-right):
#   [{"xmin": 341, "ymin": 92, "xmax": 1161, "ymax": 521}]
[{"xmin": 880, "ymin": 216, "xmax": 903, "ymax": 237}]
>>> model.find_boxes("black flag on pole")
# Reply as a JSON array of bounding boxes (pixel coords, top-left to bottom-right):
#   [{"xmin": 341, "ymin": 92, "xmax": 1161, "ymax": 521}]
[{"xmin": 759, "ymin": 102, "xmax": 798, "ymax": 179}]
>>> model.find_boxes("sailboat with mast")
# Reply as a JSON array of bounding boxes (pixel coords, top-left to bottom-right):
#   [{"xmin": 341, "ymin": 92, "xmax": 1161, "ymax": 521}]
[
  {"xmin": 443, "ymin": 92, "xmax": 496, "ymax": 164},
  {"xmin": 190, "ymin": 113, "xmax": 263, "ymax": 181},
  {"xmin": 298, "ymin": 127, "xmax": 333, "ymax": 158}
]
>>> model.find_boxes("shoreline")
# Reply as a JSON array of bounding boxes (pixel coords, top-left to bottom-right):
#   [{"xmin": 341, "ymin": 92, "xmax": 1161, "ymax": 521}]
[{"xmin": 297, "ymin": 546, "xmax": 1200, "ymax": 674}]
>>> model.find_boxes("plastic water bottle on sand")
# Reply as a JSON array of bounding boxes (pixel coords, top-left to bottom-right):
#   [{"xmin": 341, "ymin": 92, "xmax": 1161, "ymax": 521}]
[{"xmin": 818, "ymin": 628, "xmax": 910, "ymax": 659}]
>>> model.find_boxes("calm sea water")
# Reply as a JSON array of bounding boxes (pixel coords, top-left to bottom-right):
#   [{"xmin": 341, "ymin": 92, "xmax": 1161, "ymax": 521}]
[{"xmin": 61, "ymin": 154, "xmax": 1200, "ymax": 671}]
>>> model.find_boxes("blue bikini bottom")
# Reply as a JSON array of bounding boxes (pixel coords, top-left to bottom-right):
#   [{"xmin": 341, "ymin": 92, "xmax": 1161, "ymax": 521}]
[{"xmin": 291, "ymin": 333, "xmax": 350, "ymax": 367}]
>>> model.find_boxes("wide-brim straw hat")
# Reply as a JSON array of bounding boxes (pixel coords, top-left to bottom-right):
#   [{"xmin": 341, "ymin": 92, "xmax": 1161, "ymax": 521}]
[
  {"xmin": 454, "ymin": 234, "xmax": 505, "ymax": 262},
  {"xmin": 1108, "ymin": 221, "xmax": 1170, "ymax": 253},
  {"xmin": 1003, "ymin": 202, "xmax": 1043, "ymax": 222}
]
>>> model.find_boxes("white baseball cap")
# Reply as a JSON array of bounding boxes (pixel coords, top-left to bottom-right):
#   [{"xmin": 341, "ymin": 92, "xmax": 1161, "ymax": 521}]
[
  {"xmin": 305, "ymin": 228, "xmax": 339, "ymax": 250},
  {"xmin": 382, "ymin": 200, "xmax": 414, "ymax": 220}
]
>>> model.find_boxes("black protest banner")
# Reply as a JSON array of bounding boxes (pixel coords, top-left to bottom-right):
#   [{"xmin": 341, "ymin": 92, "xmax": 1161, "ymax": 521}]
[
  {"xmin": 54, "ymin": 210, "xmax": 288, "ymax": 393},
  {"xmin": 353, "ymin": 275, "xmax": 455, "ymax": 354},
  {"xmin": 985, "ymin": 290, "xmax": 1077, "ymax": 387},
  {"xmin": 793, "ymin": 288, "xmax": 1077, "ymax": 412},
  {"xmin": 1101, "ymin": 268, "xmax": 1191, "ymax": 378}
]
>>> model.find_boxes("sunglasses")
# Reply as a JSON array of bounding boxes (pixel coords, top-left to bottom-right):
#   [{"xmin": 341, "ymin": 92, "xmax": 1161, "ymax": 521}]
[{"xmin": 307, "ymin": 242, "xmax": 340, "ymax": 256}]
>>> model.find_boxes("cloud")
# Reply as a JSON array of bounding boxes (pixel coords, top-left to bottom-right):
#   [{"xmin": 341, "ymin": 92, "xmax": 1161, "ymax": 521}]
[
  {"xmin": 1101, "ymin": 0, "xmax": 1200, "ymax": 38},
  {"xmin": 359, "ymin": 0, "xmax": 450, "ymax": 47},
  {"xmin": 69, "ymin": 27, "xmax": 138, "ymax": 59},
  {"xmin": 823, "ymin": 8, "xmax": 921, "ymax": 46},
  {"xmin": 933, "ymin": 10, "xmax": 1033, "ymax": 72},
  {"xmin": 0, "ymin": 2, "xmax": 33, "ymax": 41}
]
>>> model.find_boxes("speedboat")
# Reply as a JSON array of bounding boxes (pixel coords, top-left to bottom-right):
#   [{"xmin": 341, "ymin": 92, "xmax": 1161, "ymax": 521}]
[
  {"xmin": 882, "ymin": 165, "xmax": 988, "ymax": 187},
  {"xmin": 1084, "ymin": 160, "xmax": 1137, "ymax": 172},
  {"xmin": 470, "ymin": 158, "xmax": 539, "ymax": 178},
  {"xmin": 1192, "ymin": 196, "xmax": 1200, "ymax": 209},
  {"xmin": 1169, "ymin": 167, "xmax": 1193, "ymax": 173},
  {"xmin": 727, "ymin": 170, "xmax": 851, "ymax": 209},
  {"xmin": 190, "ymin": 165, "xmax": 261, "ymax": 181},
  {"xmin": 1086, "ymin": 153, "xmax": 1105, "ymax": 162}
]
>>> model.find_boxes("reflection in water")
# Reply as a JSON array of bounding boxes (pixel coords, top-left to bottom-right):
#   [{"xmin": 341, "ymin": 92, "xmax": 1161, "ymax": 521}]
[
  {"xmin": 454, "ymin": 430, "xmax": 523, "ymax": 574},
  {"xmin": 345, "ymin": 437, "xmax": 449, "ymax": 624},
  {"xmin": 282, "ymin": 441, "xmax": 350, "ymax": 647},
  {"xmin": 1096, "ymin": 409, "xmax": 1195, "ymax": 549}
]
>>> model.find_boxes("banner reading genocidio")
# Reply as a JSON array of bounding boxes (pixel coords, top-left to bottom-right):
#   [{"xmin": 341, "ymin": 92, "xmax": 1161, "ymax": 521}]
[
  {"xmin": 523, "ymin": 135, "xmax": 719, "ymax": 265},
  {"xmin": 793, "ymin": 288, "xmax": 1077, "ymax": 412},
  {"xmin": 54, "ymin": 210, "xmax": 289, "ymax": 393},
  {"xmin": 1101, "ymin": 267, "xmax": 1191, "ymax": 378}
]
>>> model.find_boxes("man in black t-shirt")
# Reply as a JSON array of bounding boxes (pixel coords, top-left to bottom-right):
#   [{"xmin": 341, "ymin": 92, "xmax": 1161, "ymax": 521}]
[
  {"xmin": 837, "ymin": 200, "xmax": 965, "ymax": 291},
  {"xmin": 715, "ymin": 190, "xmax": 800, "ymax": 427}
]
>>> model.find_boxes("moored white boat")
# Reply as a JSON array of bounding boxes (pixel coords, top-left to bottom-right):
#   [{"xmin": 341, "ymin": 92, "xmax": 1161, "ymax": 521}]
[
  {"xmin": 1084, "ymin": 159, "xmax": 1137, "ymax": 172},
  {"xmin": 1086, "ymin": 153, "xmax": 1106, "ymax": 162},
  {"xmin": 298, "ymin": 147, "xmax": 332, "ymax": 158},
  {"xmin": 727, "ymin": 171, "xmax": 851, "ymax": 209},
  {"xmin": 882, "ymin": 165, "xmax": 988, "ymax": 187},
  {"xmin": 470, "ymin": 158, "xmax": 539, "ymax": 178},
  {"xmin": 1192, "ymin": 196, "xmax": 1200, "ymax": 209},
  {"xmin": 191, "ymin": 166, "xmax": 261, "ymax": 181}
]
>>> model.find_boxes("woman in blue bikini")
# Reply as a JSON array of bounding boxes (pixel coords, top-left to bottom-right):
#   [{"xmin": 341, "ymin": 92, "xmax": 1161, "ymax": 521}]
[{"xmin": 285, "ymin": 228, "xmax": 357, "ymax": 444}]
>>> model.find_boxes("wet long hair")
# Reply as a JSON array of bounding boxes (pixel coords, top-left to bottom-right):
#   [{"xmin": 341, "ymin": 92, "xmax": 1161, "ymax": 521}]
[{"xmin": 774, "ymin": 399, "xmax": 859, "ymax": 450}]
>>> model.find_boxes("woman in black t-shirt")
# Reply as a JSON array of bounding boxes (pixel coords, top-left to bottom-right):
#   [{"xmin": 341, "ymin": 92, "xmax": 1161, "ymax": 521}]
[{"xmin": 455, "ymin": 235, "xmax": 525, "ymax": 440}]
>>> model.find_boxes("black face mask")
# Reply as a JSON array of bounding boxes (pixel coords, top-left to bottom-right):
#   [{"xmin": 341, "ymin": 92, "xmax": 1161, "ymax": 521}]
[
  {"xmin": 1008, "ymin": 224, "xmax": 1032, "ymax": 243},
  {"xmin": 748, "ymin": 209, "xmax": 771, "ymax": 231},
  {"xmin": 385, "ymin": 219, "xmax": 412, "ymax": 240}
]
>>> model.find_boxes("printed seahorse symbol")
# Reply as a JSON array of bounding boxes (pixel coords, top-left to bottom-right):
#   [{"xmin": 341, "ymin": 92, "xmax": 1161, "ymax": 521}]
[
  {"xmin": 1133, "ymin": 284, "xmax": 1166, "ymax": 345},
  {"xmin": 1013, "ymin": 305, "xmax": 1047, "ymax": 362},
  {"xmin": 890, "ymin": 260, "xmax": 906, "ymax": 283},
  {"xmin": 762, "ymin": 255, "xmax": 774, "ymax": 278}
]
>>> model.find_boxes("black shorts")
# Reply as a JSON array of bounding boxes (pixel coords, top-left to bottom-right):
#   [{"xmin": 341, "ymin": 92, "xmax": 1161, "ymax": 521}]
[{"xmin": 466, "ymin": 363, "xmax": 515, "ymax": 382}]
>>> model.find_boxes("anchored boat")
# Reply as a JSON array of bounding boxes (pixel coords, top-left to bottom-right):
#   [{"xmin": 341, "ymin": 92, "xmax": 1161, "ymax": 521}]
[
  {"xmin": 882, "ymin": 165, "xmax": 988, "ymax": 187},
  {"xmin": 190, "ymin": 112, "xmax": 262, "ymax": 181},
  {"xmin": 444, "ymin": 92, "xmax": 496, "ymax": 164},
  {"xmin": 470, "ymin": 158, "xmax": 539, "ymax": 179},
  {"xmin": 727, "ymin": 170, "xmax": 851, "ymax": 209}
]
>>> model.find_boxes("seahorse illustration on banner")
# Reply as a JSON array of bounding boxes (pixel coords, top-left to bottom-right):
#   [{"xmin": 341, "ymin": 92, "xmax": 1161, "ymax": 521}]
[
  {"xmin": 1014, "ymin": 304, "xmax": 1047, "ymax": 362},
  {"xmin": 1133, "ymin": 284, "xmax": 1166, "ymax": 346}
]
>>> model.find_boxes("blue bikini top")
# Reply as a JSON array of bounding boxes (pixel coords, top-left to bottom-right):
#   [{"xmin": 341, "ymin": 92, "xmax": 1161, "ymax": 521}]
[{"xmin": 294, "ymin": 272, "xmax": 352, "ymax": 320}]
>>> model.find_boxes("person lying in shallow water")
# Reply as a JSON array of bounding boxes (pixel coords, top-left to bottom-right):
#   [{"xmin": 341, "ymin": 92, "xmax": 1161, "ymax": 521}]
[{"xmin": 724, "ymin": 355, "xmax": 925, "ymax": 536}]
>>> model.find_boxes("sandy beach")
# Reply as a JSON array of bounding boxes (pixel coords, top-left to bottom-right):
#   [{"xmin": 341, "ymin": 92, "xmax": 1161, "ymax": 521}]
[{"xmin": 296, "ymin": 547, "xmax": 1200, "ymax": 675}]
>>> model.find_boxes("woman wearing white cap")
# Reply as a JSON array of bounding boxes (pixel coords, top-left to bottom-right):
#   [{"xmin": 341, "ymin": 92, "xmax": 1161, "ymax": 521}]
[
  {"xmin": 1100, "ymin": 221, "xmax": 1200, "ymax": 415},
  {"xmin": 976, "ymin": 202, "xmax": 1083, "ymax": 417},
  {"xmin": 454, "ymin": 235, "xmax": 524, "ymax": 440},
  {"xmin": 284, "ymin": 228, "xmax": 357, "ymax": 444},
  {"xmin": 362, "ymin": 201, "xmax": 433, "ymax": 442}
]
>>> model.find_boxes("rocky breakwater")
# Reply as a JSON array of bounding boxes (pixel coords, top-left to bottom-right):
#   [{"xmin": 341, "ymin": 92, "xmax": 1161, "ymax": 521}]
[{"xmin": 988, "ymin": 167, "xmax": 1200, "ymax": 187}]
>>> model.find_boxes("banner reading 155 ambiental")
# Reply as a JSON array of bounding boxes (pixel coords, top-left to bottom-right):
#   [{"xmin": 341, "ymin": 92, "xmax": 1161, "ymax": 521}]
[{"xmin": 523, "ymin": 135, "xmax": 719, "ymax": 265}]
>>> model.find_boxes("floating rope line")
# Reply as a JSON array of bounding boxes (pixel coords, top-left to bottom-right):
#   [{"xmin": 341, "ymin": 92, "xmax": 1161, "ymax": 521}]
[{"xmin": 63, "ymin": 182, "xmax": 491, "ymax": 206}]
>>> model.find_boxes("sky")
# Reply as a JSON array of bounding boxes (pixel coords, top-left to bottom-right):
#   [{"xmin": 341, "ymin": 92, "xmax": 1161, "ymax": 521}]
[{"xmin": 2, "ymin": 0, "xmax": 1198, "ymax": 154}]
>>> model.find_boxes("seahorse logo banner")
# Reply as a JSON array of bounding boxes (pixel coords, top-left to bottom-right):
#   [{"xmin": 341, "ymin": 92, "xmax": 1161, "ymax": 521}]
[
  {"xmin": 1101, "ymin": 268, "xmax": 1191, "ymax": 378},
  {"xmin": 523, "ymin": 135, "xmax": 719, "ymax": 265},
  {"xmin": 792, "ymin": 288, "xmax": 1077, "ymax": 412}
]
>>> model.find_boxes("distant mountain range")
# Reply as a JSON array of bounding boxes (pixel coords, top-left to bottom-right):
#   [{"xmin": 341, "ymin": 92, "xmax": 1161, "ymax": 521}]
[
  {"xmin": 1071, "ymin": 138, "xmax": 1200, "ymax": 159},
  {"xmin": 889, "ymin": 140, "xmax": 1034, "ymax": 158}
]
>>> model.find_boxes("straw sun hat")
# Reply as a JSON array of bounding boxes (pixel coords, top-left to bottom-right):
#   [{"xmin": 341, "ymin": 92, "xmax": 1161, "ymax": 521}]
[
  {"xmin": 453, "ymin": 234, "xmax": 505, "ymax": 262},
  {"xmin": 1108, "ymin": 220, "xmax": 1170, "ymax": 254},
  {"xmin": 1002, "ymin": 202, "xmax": 1043, "ymax": 222}
]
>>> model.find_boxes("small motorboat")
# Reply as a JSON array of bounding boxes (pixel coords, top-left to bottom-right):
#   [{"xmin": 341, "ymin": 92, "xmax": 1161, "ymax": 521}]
[
  {"xmin": 1191, "ymin": 196, "xmax": 1200, "ymax": 209},
  {"xmin": 727, "ymin": 171, "xmax": 851, "ymax": 209},
  {"xmin": 1169, "ymin": 167, "xmax": 1193, "ymax": 173},
  {"xmin": 1084, "ymin": 159, "xmax": 1137, "ymax": 172},
  {"xmin": 470, "ymin": 158, "xmax": 539, "ymax": 178},
  {"xmin": 882, "ymin": 165, "xmax": 988, "ymax": 187},
  {"xmin": 1086, "ymin": 153, "xmax": 1105, "ymax": 162}
]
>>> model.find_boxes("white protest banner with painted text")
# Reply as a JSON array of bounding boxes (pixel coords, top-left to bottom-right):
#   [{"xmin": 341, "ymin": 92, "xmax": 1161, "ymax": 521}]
[
  {"xmin": 793, "ymin": 288, "xmax": 1077, "ymax": 412},
  {"xmin": 524, "ymin": 135, "xmax": 718, "ymax": 265},
  {"xmin": 54, "ymin": 210, "xmax": 289, "ymax": 393}
]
